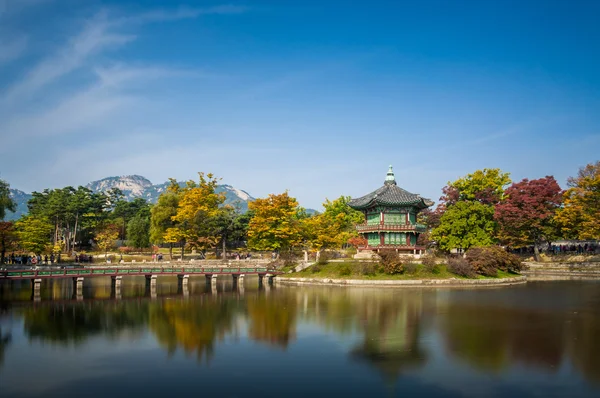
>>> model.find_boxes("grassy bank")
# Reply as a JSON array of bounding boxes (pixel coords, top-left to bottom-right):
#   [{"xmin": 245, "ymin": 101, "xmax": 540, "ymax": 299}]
[{"xmin": 288, "ymin": 261, "xmax": 517, "ymax": 280}]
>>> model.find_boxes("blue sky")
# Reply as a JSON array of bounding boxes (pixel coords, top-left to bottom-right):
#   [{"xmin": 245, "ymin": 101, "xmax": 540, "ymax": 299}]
[{"xmin": 0, "ymin": 0, "xmax": 598, "ymax": 209}]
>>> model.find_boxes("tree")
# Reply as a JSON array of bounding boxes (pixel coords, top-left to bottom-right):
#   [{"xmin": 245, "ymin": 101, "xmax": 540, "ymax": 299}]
[
  {"xmin": 302, "ymin": 196, "xmax": 364, "ymax": 258},
  {"xmin": 555, "ymin": 161, "xmax": 600, "ymax": 240},
  {"xmin": 15, "ymin": 216, "xmax": 53, "ymax": 254},
  {"xmin": 0, "ymin": 180, "xmax": 16, "ymax": 221},
  {"xmin": 96, "ymin": 223, "xmax": 120, "ymax": 260},
  {"xmin": 431, "ymin": 201, "xmax": 496, "ymax": 252},
  {"xmin": 169, "ymin": 173, "xmax": 225, "ymax": 259},
  {"xmin": 0, "ymin": 222, "xmax": 17, "ymax": 263},
  {"xmin": 27, "ymin": 186, "xmax": 109, "ymax": 253},
  {"xmin": 127, "ymin": 214, "xmax": 150, "ymax": 252},
  {"xmin": 440, "ymin": 168, "xmax": 511, "ymax": 206},
  {"xmin": 417, "ymin": 205, "xmax": 445, "ymax": 246},
  {"xmin": 495, "ymin": 177, "xmax": 563, "ymax": 260},
  {"xmin": 432, "ymin": 168, "xmax": 510, "ymax": 252},
  {"xmin": 247, "ymin": 192, "xmax": 303, "ymax": 253},
  {"xmin": 150, "ymin": 190, "xmax": 180, "ymax": 259},
  {"xmin": 112, "ymin": 197, "xmax": 151, "ymax": 240}
]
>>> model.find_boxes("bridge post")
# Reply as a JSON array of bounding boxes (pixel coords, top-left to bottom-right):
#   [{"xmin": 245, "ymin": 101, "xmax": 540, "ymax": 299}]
[
  {"xmin": 72, "ymin": 277, "xmax": 84, "ymax": 294},
  {"xmin": 32, "ymin": 278, "xmax": 42, "ymax": 301},
  {"xmin": 232, "ymin": 273, "xmax": 244, "ymax": 287},
  {"xmin": 205, "ymin": 274, "xmax": 217, "ymax": 294},
  {"xmin": 145, "ymin": 275, "xmax": 157, "ymax": 287},
  {"xmin": 177, "ymin": 274, "xmax": 190, "ymax": 296},
  {"xmin": 110, "ymin": 276, "xmax": 122, "ymax": 300},
  {"xmin": 237, "ymin": 274, "xmax": 245, "ymax": 295},
  {"xmin": 111, "ymin": 275, "xmax": 122, "ymax": 289},
  {"xmin": 177, "ymin": 274, "xmax": 189, "ymax": 286}
]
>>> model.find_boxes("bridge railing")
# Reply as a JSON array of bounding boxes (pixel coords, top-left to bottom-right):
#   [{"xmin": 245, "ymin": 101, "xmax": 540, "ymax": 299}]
[{"xmin": 0, "ymin": 267, "xmax": 278, "ymax": 279}]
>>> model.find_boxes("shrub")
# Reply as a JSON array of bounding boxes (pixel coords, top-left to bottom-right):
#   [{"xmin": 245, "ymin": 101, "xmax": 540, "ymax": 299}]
[
  {"xmin": 311, "ymin": 263, "xmax": 323, "ymax": 273},
  {"xmin": 338, "ymin": 264, "xmax": 352, "ymax": 276},
  {"xmin": 317, "ymin": 251, "xmax": 331, "ymax": 265},
  {"xmin": 379, "ymin": 250, "xmax": 404, "ymax": 274},
  {"xmin": 421, "ymin": 255, "xmax": 440, "ymax": 274},
  {"xmin": 447, "ymin": 256, "xmax": 476, "ymax": 278},
  {"xmin": 404, "ymin": 261, "xmax": 418, "ymax": 274},
  {"xmin": 119, "ymin": 246, "xmax": 133, "ymax": 254},
  {"xmin": 359, "ymin": 262, "xmax": 378, "ymax": 276},
  {"xmin": 465, "ymin": 246, "xmax": 524, "ymax": 276}
]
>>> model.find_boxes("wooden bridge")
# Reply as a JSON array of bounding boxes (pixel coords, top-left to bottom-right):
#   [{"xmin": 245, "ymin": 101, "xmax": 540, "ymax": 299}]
[
  {"xmin": 0, "ymin": 266, "xmax": 280, "ymax": 280},
  {"xmin": 0, "ymin": 266, "xmax": 282, "ymax": 301}
]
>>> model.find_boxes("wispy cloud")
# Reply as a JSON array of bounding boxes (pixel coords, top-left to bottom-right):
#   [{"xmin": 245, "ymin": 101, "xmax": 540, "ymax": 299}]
[
  {"xmin": 1, "ymin": 11, "xmax": 135, "ymax": 105},
  {"xmin": 0, "ymin": 4, "xmax": 241, "ymax": 152},
  {"xmin": 120, "ymin": 4, "xmax": 248, "ymax": 24}
]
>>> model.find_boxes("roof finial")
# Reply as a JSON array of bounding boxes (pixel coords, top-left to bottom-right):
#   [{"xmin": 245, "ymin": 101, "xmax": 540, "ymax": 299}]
[{"xmin": 384, "ymin": 165, "xmax": 396, "ymax": 185}]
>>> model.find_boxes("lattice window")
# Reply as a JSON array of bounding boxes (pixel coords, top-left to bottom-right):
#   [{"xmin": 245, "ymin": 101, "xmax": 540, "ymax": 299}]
[{"xmin": 367, "ymin": 212, "xmax": 380, "ymax": 225}]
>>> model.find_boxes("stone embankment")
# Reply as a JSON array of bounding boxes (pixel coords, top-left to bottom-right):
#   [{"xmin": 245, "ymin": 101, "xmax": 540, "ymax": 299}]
[
  {"xmin": 523, "ymin": 262, "xmax": 600, "ymax": 279},
  {"xmin": 275, "ymin": 276, "xmax": 526, "ymax": 288}
]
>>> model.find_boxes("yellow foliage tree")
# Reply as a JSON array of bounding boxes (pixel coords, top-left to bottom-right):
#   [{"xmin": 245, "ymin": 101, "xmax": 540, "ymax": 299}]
[
  {"xmin": 555, "ymin": 161, "xmax": 600, "ymax": 240},
  {"xmin": 95, "ymin": 223, "xmax": 120, "ymax": 261},
  {"xmin": 247, "ymin": 192, "xmax": 303, "ymax": 253},
  {"xmin": 169, "ymin": 173, "xmax": 225, "ymax": 258},
  {"xmin": 303, "ymin": 196, "xmax": 365, "ymax": 256}
]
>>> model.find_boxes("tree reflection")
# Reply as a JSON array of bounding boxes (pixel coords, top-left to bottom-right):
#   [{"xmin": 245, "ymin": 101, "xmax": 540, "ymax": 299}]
[
  {"xmin": 22, "ymin": 302, "xmax": 148, "ymax": 345},
  {"xmin": 246, "ymin": 293, "xmax": 296, "ymax": 348},
  {"xmin": 0, "ymin": 327, "xmax": 11, "ymax": 368},
  {"xmin": 350, "ymin": 292, "xmax": 427, "ymax": 381},
  {"xmin": 149, "ymin": 297, "xmax": 237, "ymax": 361},
  {"xmin": 296, "ymin": 288, "xmax": 429, "ymax": 381},
  {"xmin": 440, "ymin": 296, "xmax": 600, "ymax": 384}
]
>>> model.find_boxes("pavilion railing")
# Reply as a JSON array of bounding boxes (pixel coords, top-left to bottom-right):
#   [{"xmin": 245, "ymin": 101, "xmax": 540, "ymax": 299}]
[{"xmin": 356, "ymin": 223, "xmax": 427, "ymax": 233}]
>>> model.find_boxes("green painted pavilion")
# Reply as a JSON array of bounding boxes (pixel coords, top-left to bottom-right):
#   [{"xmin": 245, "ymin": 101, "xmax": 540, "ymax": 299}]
[{"xmin": 348, "ymin": 166, "xmax": 433, "ymax": 256}]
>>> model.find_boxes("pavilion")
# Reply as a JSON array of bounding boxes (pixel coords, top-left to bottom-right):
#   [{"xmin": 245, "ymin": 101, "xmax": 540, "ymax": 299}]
[{"xmin": 348, "ymin": 166, "xmax": 433, "ymax": 256}]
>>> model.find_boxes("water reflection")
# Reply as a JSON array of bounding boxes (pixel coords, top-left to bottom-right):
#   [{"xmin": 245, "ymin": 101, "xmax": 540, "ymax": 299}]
[
  {"xmin": 149, "ymin": 297, "xmax": 237, "ymax": 361},
  {"xmin": 0, "ymin": 279, "xmax": 599, "ymax": 396}
]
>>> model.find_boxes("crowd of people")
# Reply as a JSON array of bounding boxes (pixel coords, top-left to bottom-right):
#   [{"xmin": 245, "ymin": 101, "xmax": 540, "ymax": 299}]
[
  {"xmin": 3, "ymin": 253, "xmax": 60, "ymax": 265},
  {"xmin": 510, "ymin": 242, "xmax": 599, "ymax": 255}
]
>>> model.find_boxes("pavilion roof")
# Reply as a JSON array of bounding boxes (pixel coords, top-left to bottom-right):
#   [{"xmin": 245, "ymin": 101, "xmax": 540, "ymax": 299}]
[{"xmin": 348, "ymin": 166, "xmax": 434, "ymax": 210}]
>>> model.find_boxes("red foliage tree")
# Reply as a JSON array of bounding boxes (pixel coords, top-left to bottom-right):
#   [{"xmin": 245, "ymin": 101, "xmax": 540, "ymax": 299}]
[
  {"xmin": 494, "ymin": 176, "xmax": 563, "ymax": 260},
  {"xmin": 347, "ymin": 236, "xmax": 367, "ymax": 248},
  {"xmin": 0, "ymin": 221, "xmax": 16, "ymax": 264}
]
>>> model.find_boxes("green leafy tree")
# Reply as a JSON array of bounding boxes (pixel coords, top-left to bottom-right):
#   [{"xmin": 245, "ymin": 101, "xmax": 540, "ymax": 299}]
[
  {"xmin": 27, "ymin": 186, "xmax": 109, "ymax": 253},
  {"xmin": 15, "ymin": 216, "xmax": 53, "ymax": 254},
  {"xmin": 441, "ymin": 168, "xmax": 511, "ymax": 206},
  {"xmin": 431, "ymin": 201, "xmax": 496, "ymax": 252},
  {"xmin": 127, "ymin": 214, "xmax": 150, "ymax": 252},
  {"xmin": 432, "ymin": 168, "xmax": 510, "ymax": 252},
  {"xmin": 150, "ymin": 189, "xmax": 180, "ymax": 259},
  {"xmin": 112, "ymin": 197, "xmax": 152, "ymax": 240},
  {"xmin": 0, "ymin": 180, "xmax": 16, "ymax": 221}
]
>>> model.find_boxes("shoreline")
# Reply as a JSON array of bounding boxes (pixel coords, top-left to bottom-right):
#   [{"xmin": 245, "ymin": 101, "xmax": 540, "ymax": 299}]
[{"xmin": 275, "ymin": 275, "xmax": 527, "ymax": 288}]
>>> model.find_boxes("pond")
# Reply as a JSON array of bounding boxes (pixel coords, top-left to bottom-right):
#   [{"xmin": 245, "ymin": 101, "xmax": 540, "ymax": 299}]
[{"xmin": 0, "ymin": 277, "xmax": 599, "ymax": 397}]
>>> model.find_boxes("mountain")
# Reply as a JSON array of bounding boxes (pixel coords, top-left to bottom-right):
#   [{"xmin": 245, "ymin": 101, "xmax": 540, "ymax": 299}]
[
  {"xmin": 5, "ymin": 175, "xmax": 255, "ymax": 221},
  {"xmin": 86, "ymin": 175, "xmax": 153, "ymax": 199},
  {"xmin": 6, "ymin": 189, "xmax": 32, "ymax": 221}
]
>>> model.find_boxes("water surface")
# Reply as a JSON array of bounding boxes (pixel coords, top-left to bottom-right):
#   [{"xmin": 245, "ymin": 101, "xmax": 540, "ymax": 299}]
[{"xmin": 0, "ymin": 278, "xmax": 599, "ymax": 397}]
